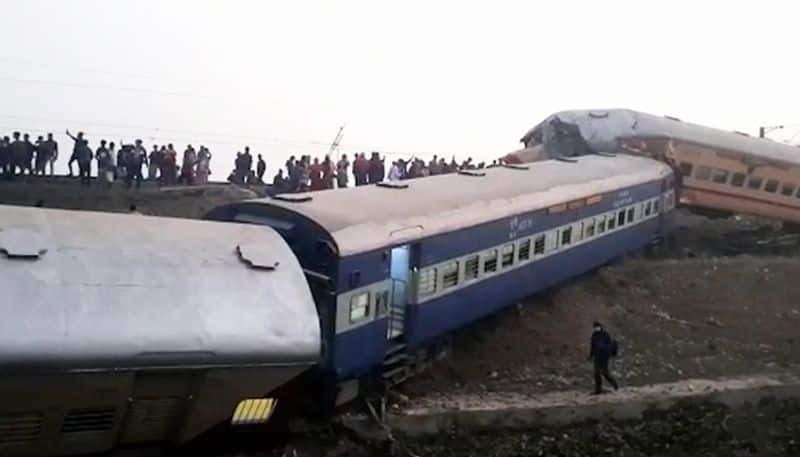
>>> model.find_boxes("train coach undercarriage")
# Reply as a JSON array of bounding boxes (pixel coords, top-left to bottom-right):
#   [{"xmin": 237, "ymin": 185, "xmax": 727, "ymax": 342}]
[{"xmin": 0, "ymin": 366, "xmax": 302, "ymax": 456}]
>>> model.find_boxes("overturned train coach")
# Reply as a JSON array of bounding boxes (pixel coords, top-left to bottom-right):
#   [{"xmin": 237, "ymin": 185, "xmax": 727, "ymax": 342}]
[
  {"xmin": 208, "ymin": 153, "xmax": 676, "ymax": 407},
  {"xmin": 511, "ymin": 108, "xmax": 800, "ymax": 224},
  {"xmin": 0, "ymin": 206, "xmax": 320, "ymax": 456},
  {"xmin": 0, "ymin": 154, "xmax": 675, "ymax": 456}
]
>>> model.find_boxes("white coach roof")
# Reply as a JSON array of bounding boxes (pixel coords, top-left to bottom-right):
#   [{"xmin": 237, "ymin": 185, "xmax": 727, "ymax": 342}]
[
  {"xmin": 0, "ymin": 205, "xmax": 320, "ymax": 371},
  {"xmin": 230, "ymin": 154, "xmax": 671, "ymax": 256}
]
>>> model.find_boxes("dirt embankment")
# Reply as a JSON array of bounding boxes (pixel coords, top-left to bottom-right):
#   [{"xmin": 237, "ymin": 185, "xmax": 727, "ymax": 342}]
[
  {"xmin": 0, "ymin": 176, "xmax": 259, "ymax": 219},
  {"xmin": 400, "ymin": 255, "xmax": 800, "ymax": 400}
]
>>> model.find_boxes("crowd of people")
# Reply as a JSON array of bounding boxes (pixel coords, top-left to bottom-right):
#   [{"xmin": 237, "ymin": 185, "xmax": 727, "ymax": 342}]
[
  {"xmin": 0, "ymin": 130, "xmax": 213, "ymax": 188},
  {"xmin": 0, "ymin": 129, "xmax": 501, "ymax": 192},
  {"xmin": 265, "ymin": 152, "xmax": 496, "ymax": 193}
]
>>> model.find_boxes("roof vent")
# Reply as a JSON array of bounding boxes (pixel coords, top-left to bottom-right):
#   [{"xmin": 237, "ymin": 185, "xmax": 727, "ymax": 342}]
[
  {"xmin": 502, "ymin": 164, "xmax": 529, "ymax": 170},
  {"xmin": 595, "ymin": 151, "xmax": 616, "ymax": 157},
  {"xmin": 0, "ymin": 228, "xmax": 48, "ymax": 260},
  {"xmin": 458, "ymin": 170, "xmax": 486, "ymax": 177},
  {"xmin": 589, "ymin": 111, "xmax": 609, "ymax": 118},
  {"xmin": 555, "ymin": 156, "xmax": 579, "ymax": 163},
  {"xmin": 273, "ymin": 194, "xmax": 312, "ymax": 203},
  {"xmin": 376, "ymin": 181, "xmax": 409, "ymax": 189},
  {"xmin": 664, "ymin": 115, "xmax": 681, "ymax": 122},
  {"xmin": 237, "ymin": 244, "xmax": 279, "ymax": 270}
]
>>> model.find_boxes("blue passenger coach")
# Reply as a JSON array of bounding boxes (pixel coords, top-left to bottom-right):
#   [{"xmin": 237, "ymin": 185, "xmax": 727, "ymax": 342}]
[{"xmin": 208, "ymin": 154, "xmax": 675, "ymax": 406}]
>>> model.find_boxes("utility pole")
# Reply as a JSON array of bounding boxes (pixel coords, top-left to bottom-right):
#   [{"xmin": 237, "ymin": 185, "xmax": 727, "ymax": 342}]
[
  {"xmin": 759, "ymin": 125, "xmax": 784, "ymax": 138},
  {"xmin": 328, "ymin": 124, "xmax": 346, "ymax": 160}
]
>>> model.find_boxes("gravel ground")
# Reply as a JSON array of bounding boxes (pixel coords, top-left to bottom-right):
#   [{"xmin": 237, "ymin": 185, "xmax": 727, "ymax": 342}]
[
  {"xmin": 264, "ymin": 399, "xmax": 800, "ymax": 457},
  {"xmin": 398, "ymin": 255, "xmax": 800, "ymax": 401}
]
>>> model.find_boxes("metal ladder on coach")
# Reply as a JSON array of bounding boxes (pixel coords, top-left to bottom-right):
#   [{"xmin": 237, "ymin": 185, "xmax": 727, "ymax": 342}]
[
  {"xmin": 382, "ymin": 303, "xmax": 412, "ymax": 386},
  {"xmin": 382, "ymin": 340, "xmax": 411, "ymax": 387}
]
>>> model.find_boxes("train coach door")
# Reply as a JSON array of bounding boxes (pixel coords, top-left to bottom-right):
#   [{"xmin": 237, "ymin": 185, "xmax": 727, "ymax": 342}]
[{"xmin": 387, "ymin": 245, "xmax": 410, "ymax": 340}]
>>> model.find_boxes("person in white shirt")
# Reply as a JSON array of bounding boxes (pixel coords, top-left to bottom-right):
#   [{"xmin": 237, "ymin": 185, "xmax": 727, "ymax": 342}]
[{"xmin": 387, "ymin": 159, "xmax": 404, "ymax": 181}]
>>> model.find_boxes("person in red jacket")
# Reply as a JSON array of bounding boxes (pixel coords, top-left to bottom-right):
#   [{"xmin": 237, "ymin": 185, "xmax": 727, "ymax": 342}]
[
  {"xmin": 353, "ymin": 152, "xmax": 369, "ymax": 186},
  {"xmin": 309, "ymin": 157, "xmax": 323, "ymax": 191}
]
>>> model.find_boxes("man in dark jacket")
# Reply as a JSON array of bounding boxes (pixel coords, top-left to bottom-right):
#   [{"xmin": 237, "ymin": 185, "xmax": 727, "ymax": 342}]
[
  {"xmin": 76, "ymin": 139, "xmax": 93, "ymax": 186},
  {"xmin": 589, "ymin": 321, "xmax": 619, "ymax": 394},
  {"xmin": 256, "ymin": 154, "xmax": 266, "ymax": 182},
  {"xmin": 0, "ymin": 136, "xmax": 7, "ymax": 178},
  {"xmin": 22, "ymin": 134, "xmax": 36, "ymax": 175},
  {"xmin": 66, "ymin": 129, "xmax": 86, "ymax": 177},
  {"xmin": 8, "ymin": 132, "xmax": 26, "ymax": 178}
]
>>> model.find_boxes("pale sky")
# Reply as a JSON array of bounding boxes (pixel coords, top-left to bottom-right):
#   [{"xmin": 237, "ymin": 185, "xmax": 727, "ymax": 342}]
[{"xmin": 1, "ymin": 0, "xmax": 798, "ymax": 177}]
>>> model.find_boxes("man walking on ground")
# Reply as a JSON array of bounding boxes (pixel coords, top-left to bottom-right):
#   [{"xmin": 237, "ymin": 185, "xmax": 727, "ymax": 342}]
[{"xmin": 588, "ymin": 321, "xmax": 619, "ymax": 395}]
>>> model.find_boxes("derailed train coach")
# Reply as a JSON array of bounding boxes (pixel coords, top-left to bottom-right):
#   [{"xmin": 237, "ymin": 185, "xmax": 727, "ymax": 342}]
[
  {"xmin": 0, "ymin": 205, "xmax": 320, "ymax": 457},
  {"xmin": 512, "ymin": 108, "xmax": 800, "ymax": 224},
  {"xmin": 208, "ymin": 154, "xmax": 677, "ymax": 408}
]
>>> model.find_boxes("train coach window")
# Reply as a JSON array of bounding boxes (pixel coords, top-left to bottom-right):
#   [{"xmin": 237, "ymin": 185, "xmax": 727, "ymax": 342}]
[
  {"xmin": 711, "ymin": 168, "xmax": 729, "ymax": 184},
  {"xmin": 533, "ymin": 235, "xmax": 546, "ymax": 255},
  {"xmin": 375, "ymin": 291, "xmax": 389, "ymax": 317},
  {"xmin": 695, "ymin": 166, "xmax": 711, "ymax": 181},
  {"xmin": 585, "ymin": 220, "xmax": 596, "ymax": 237},
  {"xmin": 627, "ymin": 208, "xmax": 635, "ymax": 223},
  {"xmin": 464, "ymin": 256, "xmax": 480, "ymax": 280},
  {"xmin": 617, "ymin": 210, "xmax": 626, "ymax": 227},
  {"xmin": 746, "ymin": 176, "xmax": 763, "ymax": 190},
  {"xmin": 560, "ymin": 227, "xmax": 572, "ymax": 246},
  {"xmin": 349, "ymin": 292, "xmax": 370, "ymax": 323},
  {"xmin": 782, "ymin": 183, "xmax": 797, "ymax": 197},
  {"xmin": 518, "ymin": 239, "xmax": 531, "ymax": 261},
  {"xmin": 764, "ymin": 179, "xmax": 779, "ymax": 193},
  {"xmin": 644, "ymin": 201, "xmax": 652, "ymax": 216},
  {"xmin": 501, "ymin": 244, "xmax": 515, "ymax": 268},
  {"xmin": 679, "ymin": 162, "xmax": 694, "ymax": 177},
  {"xmin": 607, "ymin": 214, "xmax": 617, "ymax": 230},
  {"xmin": 597, "ymin": 216, "xmax": 607, "ymax": 234},
  {"xmin": 418, "ymin": 268, "xmax": 438, "ymax": 296},
  {"xmin": 442, "ymin": 262, "xmax": 459, "ymax": 289},
  {"xmin": 731, "ymin": 173, "xmax": 746, "ymax": 187},
  {"xmin": 483, "ymin": 250, "xmax": 498, "ymax": 274}
]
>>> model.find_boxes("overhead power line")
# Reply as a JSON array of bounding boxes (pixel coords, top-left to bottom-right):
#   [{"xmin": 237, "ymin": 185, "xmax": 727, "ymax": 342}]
[
  {"xmin": 0, "ymin": 117, "xmax": 438, "ymax": 158},
  {"xmin": 0, "ymin": 76, "xmax": 215, "ymax": 99}
]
